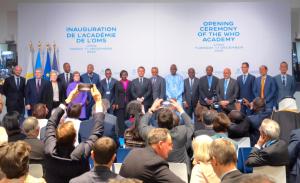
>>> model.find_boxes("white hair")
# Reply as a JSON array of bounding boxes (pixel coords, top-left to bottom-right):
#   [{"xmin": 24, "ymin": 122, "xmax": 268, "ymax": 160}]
[
  {"xmin": 260, "ymin": 119, "xmax": 280, "ymax": 140},
  {"xmin": 278, "ymin": 98, "xmax": 298, "ymax": 112}
]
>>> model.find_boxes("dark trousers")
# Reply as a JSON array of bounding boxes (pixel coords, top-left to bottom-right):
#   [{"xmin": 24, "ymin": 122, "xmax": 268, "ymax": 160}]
[{"xmin": 114, "ymin": 108, "xmax": 127, "ymax": 137}]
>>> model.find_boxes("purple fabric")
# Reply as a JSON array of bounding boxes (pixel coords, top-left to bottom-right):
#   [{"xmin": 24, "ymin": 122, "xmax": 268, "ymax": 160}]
[{"xmin": 66, "ymin": 82, "xmax": 88, "ymax": 119}]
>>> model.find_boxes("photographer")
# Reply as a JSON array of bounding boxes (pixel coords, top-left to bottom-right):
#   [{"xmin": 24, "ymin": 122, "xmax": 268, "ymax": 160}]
[{"xmin": 138, "ymin": 99, "xmax": 194, "ymax": 174}]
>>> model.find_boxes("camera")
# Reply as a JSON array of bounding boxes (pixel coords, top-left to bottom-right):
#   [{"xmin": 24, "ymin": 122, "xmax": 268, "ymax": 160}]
[{"xmin": 162, "ymin": 100, "xmax": 171, "ymax": 107}]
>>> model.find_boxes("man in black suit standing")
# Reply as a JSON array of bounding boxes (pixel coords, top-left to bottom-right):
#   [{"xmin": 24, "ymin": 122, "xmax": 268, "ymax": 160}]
[
  {"xmin": 25, "ymin": 68, "xmax": 50, "ymax": 116},
  {"xmin": 3, "ymin": 65, "xmax": 26, "ymax": 115},
  {"xmin": 150, "ymin": 67, "xmax": 166, "ymax": 100},
  {"xmin": 210, "ymin": 138, "xmax": 245, "ymax": 183},
  {"xmin": 216, "ymin": 68, "xmax": 239, "ymax": 113},
  {"xmin": 58, "ymin": 62, "xmax": 73, "ymax": 96},
  {"xmin": 199, "ymin": 65, "xmax": 219, "ymax": 108},
  {"xmin": 130, "ymin": 66, "xmax": 152, "ymax": 112},
  {"xmin": 183, "ymin": 67, "xmax": 199, "ymax": 119},
  {"xmin": 100, "ymin": 68, "xmax": 117, "ymax": 114},
  {"xmin": 120, "ymin": 128, "xmax": 184, "ymax": 183}
]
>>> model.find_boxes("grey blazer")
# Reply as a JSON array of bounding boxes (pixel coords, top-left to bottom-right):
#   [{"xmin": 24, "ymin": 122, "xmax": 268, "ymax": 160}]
[
  {"xmin": 151, "ymin": 75, "xmax": 166, "ymax": 100},
  {"xmin": 216, "ymin": 78, "xmax": 239, "ymax": 110},
  {"xmin": 183, "ymin": 77, "xmax": 200, "ymax": 107},
  {"xmin": 274, "ymin": 74, "xmax": 296, "ymax": 102}
]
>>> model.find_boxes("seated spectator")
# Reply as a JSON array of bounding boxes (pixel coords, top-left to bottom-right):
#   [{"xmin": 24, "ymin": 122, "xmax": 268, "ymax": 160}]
[
  {"xmin": 79, "ymin": 99, "xmax": 118, "ymax": 144},
  {"xmin": 109, "ymin": 178, "xmax": 142, "ymax": 183},
  {"xmin": 65, "ymin": 103, "xmax": 82, "ymax": 146},
  {"xmin": 246, "ymin": 97, "xmax": 272, "ymax": 146},
  {"xmin": 209, "ymin": 138, "xmax": 244, "ymax": 182},
  {"xmin": 194, "ymin": 109, "xmax": 217, "ymax": 137},
  {"xmin": 124, "ymin": 100, "xmax": 145, "ymax": 148},
  {"xmin": 288, "ymin": 128, "xmax": 300, "ymax": 183},
  {"xmin": 272, "ymin": 97, "xmax": 300, "ymax": 142},
  {"xmin": 119, "ymin": 128, "xmax": 184, "ymax": 183},
  {"xmin": 239, "ymin": 173, "xmax": 275, "ymax": 183},
  {"xmin": 246, "ymin": 119, "xmax": 289, "ymax": 167},
  {"xmin": 194, "ymin": 104, "xmax": 208, "ymax": 130},
  {"xmin": 139, "ymin": 99, "xmax": 194, "ymax": 174},
  {"xmin": 0, "ymin": 111, "xmax": 26, "ymax": 142},
  {"xmin": 22, "ymin": 116, "xmax": 44, "ymax": 164},
  {"xmin": 0, "ymin": 141, "xmax": 46, "ymax": 183},
  {"xmin": 228, "ymin": 110, "xmax": 250, "ymax": 138},
  {"xmin": 0, "ymin": 126, "xmax": 8, "ymax": 181},
  {"xmin": 44, "ymin": 84, "xmax": 105, "ymax": 183},
  {"xmin": 190, "ymin": 135, "xmax": 220, "ymax": 183},
  {"xmin": 70, "ymin": 137, "xmax": 123, "ymax": 183},
  {"xmin": 32, "ymin": 103, "xmax": 49, "ymax": 139}
]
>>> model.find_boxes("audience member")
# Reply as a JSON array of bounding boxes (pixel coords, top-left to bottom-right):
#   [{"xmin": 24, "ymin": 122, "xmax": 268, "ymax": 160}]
[
  {"xmin": 0, "ymin": 141, "xmax": 46, "ymax": 183},
  {"xmin": 32, "ymin": 103, "xmax": 49, "ymax": 140},
  {"xmin": 194, "ymin": 109, "xmax": 217, "ymax": 137},
  {"xmin": 190, "ymin": 135, "xmax": 220, "ymax": 183},
  {"xmin": 246, "ymin": 119, "xmax": 289, "ymax": 167},
  {"xmin": 288, "ymin": 128, "xmax": 300, "ymax": 183},
  {"xmin": 209, "ymin": 138, "xmax": 244, "ymax": 182},
  {"xmin": 22, "ymin": 116, "xmax": 44, "ymax": 164},
  {"xmin": 119, "ymin": 128, "xmax": 184, "ymax": 183},
  {"xmin": 109, "ymin": 178, "xmax": 142, "ymax": 183},
  {"xmin": 0, "ymin": 111, "xmax": 26, "ymax": 142},
  {"xmin": 239, "ymin": 173, "xmax": 275, "ymax": 183},
  {"xmin": 65, "ymin": 103, "xmax": 82, "ymax": 146},
  {"xmin": 0, "ymin": 126, "xmax": 7, "ymax": 180},
  {"xmin": 227, "ymin": 110, "xmax": 250, "ymax": 138},
  {"xmin": 70, "ymin": 137, "xmax": 123, "ymax": 183},
  {"xmin": 194, "ymin": 104, "xmax": 208, "ymax": 131},
  {"xmin": 44, "ymin": 84, "xmax": 104, "ymax": 183}
]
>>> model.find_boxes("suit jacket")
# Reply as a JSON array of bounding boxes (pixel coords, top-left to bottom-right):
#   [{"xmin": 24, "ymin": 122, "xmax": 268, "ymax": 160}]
[
  {"xmin": 237, "ymin": 74, "xmax": 255, "ymax": 101},
  {"xmin": 130, "ymin": 77, "xmax": 152, "ymax": 106},
  {"xmin": 119, "ymin": 146, "xmax": 184, "ymax": 183},
  {"xmin": 139, "ymin": 112, "xmax": 194, "ymax": 169},
  {"xmin": 246, "ymin": 139, "xmax": 289, "ymax": 167},
  {"xmin": 81, "ymin": 72, "xmax": 100, "ymax": 88},
  {"xmin": 216, "ymin": 78, "xmax": 239, "ymax": 110},
  {"xmin": 25, "ymin": 78, "xmax": 50, "ymax": 106},
  {"xmin": 70, "ymin": 166, "xmax": 122, "ymax": 183},
  {"xmin": 114, "ymin": 80, "xmax": 132, "ymax": 109},
  {"xmin": 44, "ymin": 105, "xmax": 104, "ymax": 183},
  {"xmin": 79, "ymin": 113, "xmax": 118, "ymax": 143},
  {"xmin": 253, "ymin": 75, "xmax": 276, "ymax": 109},
  {"xmin": 183, "ymin": 77, "xmax": 200, "ymax": 107},
  {"xmin": 151, "ymin": 75, "xmax": 166, "ymax": 100},
  {"xmin": 228, "ymin": 117, "xmax": 250, "ymax": 139},
  {"xmin": 100, "ymin": 78, "xmax": 117, "ymax": 104},
  {"xmin": 3, "ymin": 75, "xmax": 26, "ymax": 113},
  {"xmin": 274, "ymin": 74, "xmax": 296, "ymax": 102},
  {"xmin": 58, "ymin": 72, "xmax": 73, "ymax": 96},
  {"xmin": 199, "ymin": 75, "xmax": 219, "ymax": 106},
  {"xmin": 23, "ymin": 137, "xmax": 44, "ymax": 164},
  {"xmin": 288, "ymin": 129, "xmax": 300, "ymax": 182},
  {"xmin": 221, "ymin": 169, "xmax": 244, "ymax": 183},
  {"xmin": 42, "ymin": 81, "xmax": 65, "ymax": 112}
]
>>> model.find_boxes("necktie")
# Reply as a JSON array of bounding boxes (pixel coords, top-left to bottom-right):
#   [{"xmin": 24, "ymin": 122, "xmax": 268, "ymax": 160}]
[
  {"xmin": 282, "ymin": 75, "xmax": 286, "ymax": 86},
  {"xmin": 66, "ymin": 73, "xmax": 69, "ymax": 83},
  {"xmin": 16, "ymin": 77, "xmax": 20, "ymax": 89},
  {"xmin": 190, "ymin": 79, "xmax": 193, "ymax": 94},
  {"xmin": 260, "ymin": 77, "xmax": 266, "ymax": 98},
  {"xmin": 243, "ymin": 75, "xmax": 247, "ymax": 84},
  {"xmin": 139, "ymin": 78, "xmax": 143, "ymax": 85},
  {"xmin": 224, "ymin": 79, "xmax": 228, "ymax": 99},
  {"xmin": 207, "ymin": 76, "xmax": 212, "ymax": 90},
  {"xmin": 107, "ymin": 79, "xmax": 110, "ymax": 90},
  {"xmin": 36, "ymin": 79, "xmax": 41, "ymax": 93},
  {"xmin": 152, "ymin": 77, "xmax": 156, "ymax": 85}
]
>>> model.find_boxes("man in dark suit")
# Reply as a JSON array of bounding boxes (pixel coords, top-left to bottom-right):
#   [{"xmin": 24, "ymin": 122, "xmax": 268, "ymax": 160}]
[
  {"xmin": 150, "ymin": 67, "xmax": 166, "ymax": 100},
  {"xmin": 194, "ymin": 109, "xmax": 217, "ymax": 137},
  {"xmin": 58, "ymin": 62, "xmax": 73, "ymax": 96},
  {"xmin": 216, "ymin": 68, "xmax": 239, "ymax": 113},
  {"xmin": 253, "ymin": 65, "xmax": 276, "ymax": 112},
  {"xmin": 209, "ymin": 138, "xmax": 244, "ymax": 183},
  {"xmin": 274, "ymin": 61, "xmax": 296, "ymax": 104},
  {"xmin": 246, "ymin": 119, "xmax": 289, "ymax": 167},
  {"xmin": 288, "ymin": 128, "xmax": 300, "ymax": 183},
  {"xmin": 70, "ymin": 137, "xmax": 122, "ymax": 183},
  {"xmin": 120, "ymin": 128, "xmax": 184, "ymax": 183},
  {"xmin": 130, "ymin": 66, "xmax": 152, "ymax": 112},
  {"xmin": 100, "ymin": 68, "xmax": 117, "ymax": 114},
  {"xmin": 3, "ymin": 65, "xmax": 26, "ymax": 115},
  {"xmin": 237, "ymin": 62, "xmax": 255, "ymax": 115},
  {"xmin": 199, "ymin": 65, "xmax": 219, "ymax": 108},
  {"xmin": 25, "ymin": 68, "xmax": 50, "ymax": 116},
  {"xmin": 183, "ymin": 68, "xmax": 199, "ymax": 119},
  {"xmin": 81, "ymin": 64, "xmax": 101, "ymax": 119},
  {"xmin": 227, "ymin": 110, "xmax": 250, "ymax": 139}
]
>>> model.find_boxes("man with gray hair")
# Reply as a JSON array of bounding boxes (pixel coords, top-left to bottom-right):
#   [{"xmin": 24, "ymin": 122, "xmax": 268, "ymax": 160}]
[
  {"xmin": 22, "ymin": 116, "xmax": 45, "ymax": 164},
  {"xmin": 119, "ymin": 128, "xmax": 184, "ymax": 183},
  {"xmin": 246, "ymin": 119, "xmax": 289, "ymax": 167}
]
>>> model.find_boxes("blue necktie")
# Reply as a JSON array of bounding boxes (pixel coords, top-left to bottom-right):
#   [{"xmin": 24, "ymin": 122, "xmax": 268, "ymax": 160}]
[
  {"xmin": 243, "ymin": 75, "xmax": 247, "ymax": 84},
  {"xmin": 224, "ymin": 79, "xmax": 228, "ymax": 99},
  {"xmin": 282, "ymin": 75, "xmax": 286, "ymax": 86},
  {"xmin": 208, "ymin": 76, "xmax": 212, "ymax": 90}
]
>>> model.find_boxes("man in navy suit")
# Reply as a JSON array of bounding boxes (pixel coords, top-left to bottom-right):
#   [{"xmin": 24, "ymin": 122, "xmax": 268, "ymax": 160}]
[
  {"xmin": 100, "ymin": 68, "xmax": 117, "ymax": 114},
  {"xmin": 25, "ymin": 68, "xmax": 50, "ymax": 115},
  {"xmin": 253, "ymin": 65, "xmax": 276, "ymax": 112},
  {"xmin": 183, "ymin": 68, "xmax": 199, "ymax": 118},
  {"xmin": 237, "ymin": 62, "xmax": 255, "ymax": 115},
  {"xmin": 81, "ymin": 64, "xmax": 101, "ymax": 119},
  {"xmin": 58, "ymin": 62, "xmax": 73, "ymax": 97},
  {"xmin": 274, "ymin": 61, "xmax": 296, "ymax": 104},
  {"xmin": 3, "ymin": 65, "xmax": 26, "ymax": 115}
]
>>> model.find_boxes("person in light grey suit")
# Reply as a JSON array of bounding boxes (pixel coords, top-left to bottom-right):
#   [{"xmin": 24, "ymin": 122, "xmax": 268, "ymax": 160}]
[
  {"xmin": 274, "ymin": 61, "xmax": 296, "ymax": 103},
  {"xmin": 183, "ymin": 68, "xmax": 200, "ymax": 118},
  {"xmin": 216, "ymin": 68, "xmax": 239, "ymax": 113},
  {"xmin": 150, "ymin": 67, "xmax": 166, "ymax": 100}
]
